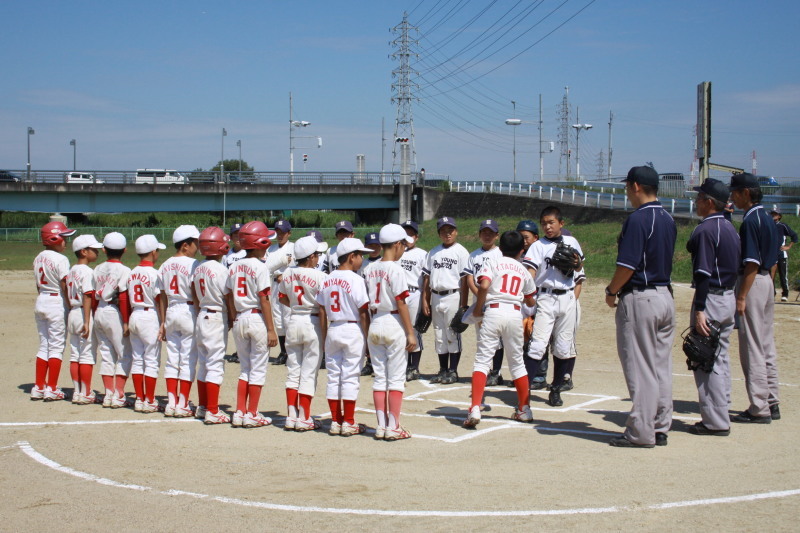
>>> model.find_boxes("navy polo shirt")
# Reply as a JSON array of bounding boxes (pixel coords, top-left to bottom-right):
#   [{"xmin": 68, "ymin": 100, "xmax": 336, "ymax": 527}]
[
  {"xmin": 739, "ymin": 204, "xmax": 779, "ymax": 272},
  {"xmin": 687, "ymin": 214, "xmax": 740, "ymax": 288},
  {"xmin": 616, "ymin": 201, "xmax": 677, "ymax": 286}
]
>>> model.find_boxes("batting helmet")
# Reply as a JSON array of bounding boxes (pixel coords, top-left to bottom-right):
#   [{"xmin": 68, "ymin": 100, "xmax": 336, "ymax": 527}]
[
  {"xmin": 238, "ymin": 221, "xmax": 275, "ymax": 251},
  {"xmin": 199, "ymin": 226, "xmax": 231, "ymax": 256},
  {"xmin": 41, "ymin": 221, "xmax": 76, "ymax": 246}
]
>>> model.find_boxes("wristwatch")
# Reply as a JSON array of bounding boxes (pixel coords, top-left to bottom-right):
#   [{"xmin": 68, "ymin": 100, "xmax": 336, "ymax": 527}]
[{"xmin": 605, "ymin": 286, "xmax": 617, "ymax": 297}]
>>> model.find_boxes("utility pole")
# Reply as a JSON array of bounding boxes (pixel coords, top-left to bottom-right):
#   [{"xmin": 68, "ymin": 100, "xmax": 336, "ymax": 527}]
[
  {"xmin": 558, "ymin": 86, "xmax": 570, "ymax": 180},
  {"xmin": 539, "ymin": 93, "xmax": 544, "ymax": 182},
  {"xmin": 391, "ymin": 12, "xmax": 419, "ymax": 173},
  {"xmin": 607, "ymin": 110, "xmax": 614, "ymax": 179}
]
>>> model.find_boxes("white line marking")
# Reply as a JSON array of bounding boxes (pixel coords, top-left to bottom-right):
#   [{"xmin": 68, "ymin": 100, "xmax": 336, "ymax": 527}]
[
  {"xmin": 0, "ymin": 418, "xmax": 196, "ymax": 427},
  {"xmin": 13, "ymin": 441, "xmax": 800, "ymax": 516}
]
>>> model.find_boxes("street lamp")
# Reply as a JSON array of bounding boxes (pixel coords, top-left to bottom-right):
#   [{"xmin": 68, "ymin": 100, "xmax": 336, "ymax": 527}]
[
  {"xmin": 220, "ymin": 128, "xmax": 227, "ymax": 183},
  {"xmin": 505, "ymin": 100, "xmax": 521, "ymax": 182},
  {"xmin": 27, "ymin": 127, "xmax": 35, "ymax": 180},
  {"xmin": 236, "ymin": 140, "xmax": 242, "ymax": 174},
  {"xmin": 70, "ymin": 139, "xmax": 76, "ymax": 171},
  {"xmin": 571, "ymin": 109, "xmax": 592, "ymax": 180}
]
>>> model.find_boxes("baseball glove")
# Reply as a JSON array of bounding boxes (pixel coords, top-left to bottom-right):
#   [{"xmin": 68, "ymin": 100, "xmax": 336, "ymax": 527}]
[
  {"xmin": 414, "ymin": 312, "xmax": 432, "ymax": 334},
  {"xmin": 682, "ymin": 320, "xmax": 722, "ymax": 373},
  {"xmin": 549, "ymin": 242, "xmax": 582, "ymax": 277},
  {"xmin": 449, "ymin": 306, "xmax": 470, "ymax": 333}
]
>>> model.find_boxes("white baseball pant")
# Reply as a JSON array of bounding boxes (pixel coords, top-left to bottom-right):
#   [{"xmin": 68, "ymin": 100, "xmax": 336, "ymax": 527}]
[
  {"xmin": 473, "ymin": 305, "xmax": 526, "ymax": 379},
  {"xmin": 34, "ymin": 293, "xmax": 66, "ymax": 361},
  {"xmin": 196, "ymin": 309, "xmax": 228, "ymax": 385},
  {"xmin": 368, "ymin": 313, "xmax": 407, "ymax": 392},
  {"xmin": 432, "ymin": 291, "xmax": 461, "ymax": 354},
  {"xmin": 271, "ymin": 297, "xmax": 291, "ymax": 337},
  {"xmin": 233, "ymin": 311, "xmax": 270, "ymax": 386},
  {"xmin": 129, "ymin": 308, "xmax": 161, "ymax": 378},
  {"xmin": 94, "ymin": 303, "xmax": 132, "ymax": 376},
  {"xmin": 67, "ymin": 306, "xmax": 95, "ymax": 365},
  {"xmin": 406, "ymin": 289, "xmax": 423, "ymax": 350},
  {"xmin": 284, "ymin": 314, "xmax": 322, "ymax": 396},
  {"xmin": 529, "ymin": 291, "xmax": 577, "ymax": 360},
  {"xmin": 164, "ymin": 302, "xmax": 198, "ymax": 382},
  {"xmin": 325, "ymin": 322, "xmax": 364, "ymax": 401}
]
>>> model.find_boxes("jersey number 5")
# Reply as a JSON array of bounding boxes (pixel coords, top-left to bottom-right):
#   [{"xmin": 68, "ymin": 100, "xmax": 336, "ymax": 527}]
[{"xmin": 236, "ymin": 277, "xmax": 248, "ymax": 297}]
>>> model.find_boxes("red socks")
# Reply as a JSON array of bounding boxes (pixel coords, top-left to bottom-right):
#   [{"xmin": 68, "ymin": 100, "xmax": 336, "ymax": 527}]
[
  {"xmin": 343, "ymin": 399, "xmax": 356, "ymax": 425},
  {"xmin": 247, "ymin": 384, "xmax": 262, "ymax": 415},
  {"xmin": 373, "ymin": 391, "xmax": 387, "ymax": 427},
  {"xmin": 197, "ymin": 380, "xmax": 208, "ymax": 409},
  {"xmin": 286, "ymin": 388, "xmax": 299, "ymax": 411},
  {"xmin": 328, "ymin": 399, "xmax": 343, "ymax": 424},
  {"xmin": 101, "ymin": 374, "xmax": 114, "ymax": 395},
  {"xmin": 114, "ymin": 375, "xmax": 127, "ymax": 397},
  {"xmin": 206, "ymin": 382, "xmax": 220, "ymax": 414},
  {"xmin": 470, "ymin": 371, "xmax": 488, "ymax": 409},
  {"xmin": 46, "ymin": 358, "xmax": 62, "ymax": 391},
  {"xmin": 79, "ymin": 364, "xmax": 93, "ymax": 395},
  {"xmin": 131, "ymin": 373, "xmax": 145, "ymax": 400},
  {"xmin": 178, "ymin": 380, "xmax": 192, "ymax": 407},
  {"xmin": 166, "ymin": 377, "xmax": 178, "ymax": 405},
  {"xmin": 513, "ymin": 376, "xmax": 530, "ymax": 410},
  {"xmin": 388, "ymin": 391, "xmax": 403, "ymax": 429},
  {"xmin": 144, "ymin": 376, "xmax": 157, "ymax": 403},
  {"xmin": 35, "ymin": 358, "xmax": 48, "ymax": 390},
  {"xmin": 237, "ymin": 379, "xmax": 248, "ymax": 413},
  {"xmin": 70, "ymin": 361, "xmax": 80, "ymax": 386},
  {"xmin": 298, "ymin": 394, "xmax": 312, "ymax": 420}
]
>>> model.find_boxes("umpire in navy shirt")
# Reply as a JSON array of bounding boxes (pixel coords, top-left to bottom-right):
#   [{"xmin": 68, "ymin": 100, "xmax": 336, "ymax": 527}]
[
  {"xmin": 605, "ymin": 166, "xmax": 677, "ymax": 448},
  {"xmin": 729, "ymin": 173, "xmax": 781, "ymax": 423},
  {"xmin": 686, "ymin": 179, "xmax": 740, "ymax": 436}
]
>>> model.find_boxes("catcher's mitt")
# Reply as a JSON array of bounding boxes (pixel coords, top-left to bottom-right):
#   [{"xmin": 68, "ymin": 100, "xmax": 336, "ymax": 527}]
[
  {"xmin": 414, "ymin": 312, "xmax": 432, "ymax": 334},
  {"xmin": 549, "ymin": 242, "xmax": 582, "ymax": 277},
  {"xmin": 449, "ymin": 306, "xmax": 470, "ymax": 333},
  {"xmin": 682, "ymin": 320, "xmax": 722, "ymax": 373}
]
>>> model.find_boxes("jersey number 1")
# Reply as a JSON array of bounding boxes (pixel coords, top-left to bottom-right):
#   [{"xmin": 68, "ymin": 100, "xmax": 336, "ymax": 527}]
[{"xmin": 500, "ymin": 274, "xmax": 522, "ymax": 295}]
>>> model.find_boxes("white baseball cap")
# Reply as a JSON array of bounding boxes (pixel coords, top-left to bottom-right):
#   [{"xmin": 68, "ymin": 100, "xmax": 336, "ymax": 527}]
[
  {"xmin": 293, "ymin": 235, "xmax": 329, "ymax": 261},
  {"xmin": 103, "ymin": 232, "xmax": 127, "ymax": 250},
  {"xmin": 336, "ymin": 237, "xmax": 371, "ymax": 259},
  {"xmin": 72, "ymin": 234, "xmax": 104, "ymax": 252},
  {"xmin": 379, "ymin": 223, "xmax": 414, "ymax": 245},
  {"xmin": 173, "ymin": 224, "xmax": 200, "ymax": 243},
  {"xmin": 135, "ymin": 234, "xmax": 167, "ymax": 254}
]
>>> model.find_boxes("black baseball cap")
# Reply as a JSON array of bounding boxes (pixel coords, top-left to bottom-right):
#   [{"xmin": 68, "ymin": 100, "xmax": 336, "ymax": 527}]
[
  {"xmin": 728, "ymin": 172, "xmax": 759, "ymax": 191},
  {"xmin": 400, "ymin": 219, "xmax": 419, "ymax": 234},
  {"xmin": 693, "ymin": 178, "xmax": 730, "ymax": 203},
  {"xmin": 516, "ymin": 220, "xmax": 539, "ymax": 235},
  {"xmin": 437, "ymin": 216, "xmax": 457, "ymax": 230},
  {"xmin": 622, "ymin": 166, "xmax": 659, "ymax": 188}
]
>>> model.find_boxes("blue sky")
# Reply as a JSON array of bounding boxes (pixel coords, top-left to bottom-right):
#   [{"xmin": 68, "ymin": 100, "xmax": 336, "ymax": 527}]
[{"xmin": 1, "ymin": 1, "xmax": 798, "ymax": 182}]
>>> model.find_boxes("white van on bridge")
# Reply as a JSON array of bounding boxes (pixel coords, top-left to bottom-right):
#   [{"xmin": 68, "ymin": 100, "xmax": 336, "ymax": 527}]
[{"xmin": 134, "ymin": 169, "xmax": 187, "ymax": 185}]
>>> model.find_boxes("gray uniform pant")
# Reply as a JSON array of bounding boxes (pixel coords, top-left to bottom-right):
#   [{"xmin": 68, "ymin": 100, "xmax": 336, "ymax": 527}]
[
  {"xmin": 690, "ymin": 291, "xmax": 735, "ymax": 431},
  {"xmin": 615, "ymin": 286, "xmax": 675, "ymax": 446},
  {"xmin": 737, "ymin": 272, "xmax": 779, "ymax": 417}
]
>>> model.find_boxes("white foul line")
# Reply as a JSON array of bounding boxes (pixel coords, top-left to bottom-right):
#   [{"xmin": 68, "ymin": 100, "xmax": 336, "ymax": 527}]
[{"xmin": 13, "ymin": 440, "xmax": 800, "ymax": 517}]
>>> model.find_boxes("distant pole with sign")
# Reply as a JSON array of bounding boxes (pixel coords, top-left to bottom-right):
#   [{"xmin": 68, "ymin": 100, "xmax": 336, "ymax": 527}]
[{"xmin": 697, "ymin": 81, "xmax": 711, "ymax": 183}]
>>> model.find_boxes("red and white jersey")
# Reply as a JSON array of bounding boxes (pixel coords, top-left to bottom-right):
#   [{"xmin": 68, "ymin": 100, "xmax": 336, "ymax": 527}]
[
  {"xmin": 398, "ymin": 246, "xmax": 427, "ymax": 290},
  {"xmin": 478, "ymin": 256, "xmax": 536, "ymax": 307},
  {"xmin": 522, "ymin": 235, "xmax": 584, "ymax": 290},
  {"xmin": 364, "ymin": 261, "xmax": 409, "ymax": 313},
  {"xmin": 193, "ymin": 259, "xmax": 230, "ymax": 311},
  {"xmin": 128, "ymin": 262, "xmax": 161, "ymax": 309},
  {"xmin": 33, "ymin": 250, "xmax": 70, "ymax": 295},
  {"xmin": 422, "ymin": 243, "xmax": 469, "ymax": 291},
  {"xmin": 66, "ymin": 264, "xmax": 94, "ymax": 308},
  {"xmin": 278, "ymin": 266, "xmax": 328, "ymax": 315},
  {"xmin": 227, "ymin": 257, "xmax": 271, "ymax": 312},
  {"xmin": 316, "ymin": 270, "xmax": 368, "ymax": 322},
  {"xmin": 158, "ymin": 256, "xmax": 199, "ymax": 304},
  {"xmin": 358, "ymin": 255, "xmax": 382, "ymax": 277},
  {"xmin": 94, "ymin": 260, "xmax": 132, "ymax": 303}
]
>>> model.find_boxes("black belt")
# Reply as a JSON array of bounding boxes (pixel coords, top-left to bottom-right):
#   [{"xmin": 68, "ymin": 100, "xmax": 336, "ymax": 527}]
[
  {"xmin": 408, "ymin": 287, "xmax": 418, "ymax": 292},
  {"xmin": 432, "ymin": 289, "xmax": 458, "ymax": 295},
  {"xmin": 371, "ymin": 310, "xmax": 399, "ymax": 316},
  {"xmin": 619, "ymin": 284, "xmax": 671, "ymax": 296},
  {"xmin": 539, "ymin": 287, "xmax": 573, "ymax": 295},
  {"xmin": 708, "ymin": 287, "xmax": 734, "ymax": 296}
]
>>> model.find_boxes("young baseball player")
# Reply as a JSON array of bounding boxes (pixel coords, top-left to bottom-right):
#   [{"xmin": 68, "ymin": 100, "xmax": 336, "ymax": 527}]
[
  {"xmin": 278, "ymin": 235, "xmax": 330, "ymax": 431},
  {"xmin": 306, "ymin": 230, "xmax": 327, "ymax": 272},
  {"xmin": 222, "ymin": 223, "xmax": 246, "ymax": 268},
  {"xmin": 193, "ymin": 227, "xmax": 234, "ymax": 424},
  {"xmin": 227, "ymin": 221, "xmax": 279, "ymax": 428},
  {"xmin": 93, "ymin": 232, "xmax": 132, "ymax": 408},
  {"xmin": 771, "ymin": 208, "xmax": 798, "ymax": 302},
  {"xmin": 421, "ymin": 217, "xmax": 469, "ymax": 384},
  {"xmin": 32, "ymin": 221, "xmax": 76, "ymax": 401},
  {"xmin": 462, "ymin": 219, "xmax": 504, "ymax": 386},
  {"xmin": 464, "ymin": 230, "xmax": 537, "ymax": 427},
  {"xmin": 515, "ymin": 220, "xmax": 544, "ymax": 389},
  {"xmin": 316, "ymin": 237, "xmax": 371, "ymax": 436},
  {"xmin": 366, "ymin": 224, "xmax": 417, "ymax": 440},
  {"xmin": 269, "ymin": 219, "xmax": 294, "ymax": 366},
  {"xmin": 399, "ymin": 220, "xmax": 427, "ymax": 381},
  {"xmin": 523, "ymin": 206, "xmax": 584, "ymax": 408},
  {"xmin": 66, "ymin": 234, "xmax": 103, "ymax": 404},
  {"xmin": 157, "ymin": 225, "xmax": 200, "ymax": 418},
  {"xmin": 127, "ymin": 234, "xmax": 166, "ymax": 413},
  {"xmin": 323, "ymin": 220, "xmax": 355, "ymax": 273},
  {"xmin": 359, "ymin": 231, "xmax": 382, "ymax": 377}
]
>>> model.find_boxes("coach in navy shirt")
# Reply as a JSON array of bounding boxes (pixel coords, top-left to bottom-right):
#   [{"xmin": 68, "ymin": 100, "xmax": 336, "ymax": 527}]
[
  {"xmin": 771, "ymin": 208, "xmax": 798, "ymax": 301},
  {"xmin": 604, "ymin": 166, "xmax": 677, "ymax": 448},
  {"xmin": 686, "ymin": 178, "xmax": 740, "ymax": 436},
  {"xmin": 729, "ymin": 172, "xmax": 781, "ymax": 424}
]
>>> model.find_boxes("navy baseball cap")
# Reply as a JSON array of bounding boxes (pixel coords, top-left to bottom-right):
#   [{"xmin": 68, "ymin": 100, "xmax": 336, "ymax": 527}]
[
  {"xmin": 274, "ymin": 219, "xmax": 292, "ymax": 232},
  {"xmin": 479, "ymin": 219, "xmax": 499, "ymax": 233},
  {"xmin": 335, "ymin": 220, "xmax": 354, "ymax": 234},
  {"xmin": 364, "ymin": 232, "xmax": 380, "ymax": 245},
  {"xmin": 622, "ymin": 166, "xmax": 659, "ymax": 188},
  {"xmin": 693, "ymin": 178, "xmax": 730, "ymax": 203},
  {"xmin": 516, "ymin": 220, "xmax": 539, "ymax": 235},
  {"xmin": 729, "ymin": 172, "xmax": 759, "ymax": 191},
  {"xmin": 306, "ymin": 230, "xmax": 324, "ymax": 243},
  {"xmin": 229, "ymin": 223, "xmax": 243, "ymax": 234},
  {"xmin": 437, "ymin": 216, "xmax": 457, "ymax": 230},
  {"xmin": 400, "ymin": 219, "xmax": 419, "ymax": 234}
]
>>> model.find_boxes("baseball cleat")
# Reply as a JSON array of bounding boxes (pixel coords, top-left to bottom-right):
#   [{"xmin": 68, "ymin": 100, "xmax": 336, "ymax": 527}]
[
  {"xmin": 294, "ymin": 417, "xmax": 321, "ymax": 432},
  {"xmin": 548, "ymin": 387, "xmax": 563, "ymax": 407},
  {"xmin": 440, "ymin": 370, "xmax": 459, "ymax": 385},
  {"xmin": 689, "ymin": 422, "xmax": 730, "ymax": 436},
  {"xmin": 140, "ymin": 400, "xmax": 159, "ymax": 413},
  {"xmin": 463, "ymin": 405, "xmax": 481, "ymax": 428},
  {"xmin": 781, "ymin": 296, "xmax": 788, "ymax": 302},
  {"xmin": 340, "ymin": 422, "xmax": 366, "ymax": 436},
  {"xmin": 195, "ymin": 406, "xmax": 208, "ymax": 420},
  {"xmin": 272, "ymin": 352, "xmax": 288, "ymax": 366},
  {"xmin": 102, "ymin": 392, "xmax": 113, "ymax": 408},
  {"xmin": 512, "ymin": 405, "xmax": 534, "ymax": 423},
  {"xmin": 164, "ymin": 404, "xmax": 176, "ymax": 417},
  {"xmin": 655, "ymin": 432, "xmax": 668, "ymax": 446},
  {"xmin": 329, "ymin": 421, "xmax": 342, "ymax": 435},
  {"xmin": 71, "ymin": 392, "xmax": 82, "ymax": 404},
  {"xmin": 770, "ymin": 404, "xmax": 781, "ymax": 420},
  {"xmin": 204, "ymin": 410, "xmax": 231, "ymax": 425},
  {"xmin": 44, "ymin": 388, "xmax": 66, "ymax": 402},
  {"xmin": 30, "ymin": 387, "xmax": 45, "ymax": 401},
  {"xmin": 134, "ymin": 399, "xmax": 144, "ymax": 412},
  {"xmin": 231, "ymin": 410, "xmax": 245, "ymax": 428},
  {"xmin": 284, "ymin": 417, "xmax": 297, "ymax": 431},
  {"xmin": 406, "ymin": 368, "xmax": 420, "ymax": 382},
  {"xmin": 76, "ymin": 391, "xmax": 97, "ymax": 405},
  {"xmin": 374, "ymin": 426, "xmax": 386, "ymax": 440},
  {"xmin": 486, "ymin": 370, "xmax": 503, "ymax": 387},
  {"xmin": 429, "ymin": 369, "xmax": 446, "ymax": 384},
  {"xmin": 561, "ymin": 376, "xmax": 574, "ymax": 391},
  {"xmin": 530, "ymin": 378, "xmax": 548, "ymax": 390},
  {"xmin": 384, "ymin": 426, "xmax": 412, "ymax": 441},
  {"xmin": 730, "ymin": 410, "xmax": 771, "ymax": 424},
  {"xmin": 110, "ymin": 395, "xmax": 127, "ymax": 409},
  {"xmin": 609, "ymin": 436, "xmax": 655, "ymax": 448},
  {"xmin": 172, "ymin": 405, "xmax": 194, "ymax": 418},
  {"xmin": 360, "ymin": 362, "xmax": 374, "ymax": 376},
  {"xmin": 242, "ymin": 412, "xmax": 273, "ymax": 428}
]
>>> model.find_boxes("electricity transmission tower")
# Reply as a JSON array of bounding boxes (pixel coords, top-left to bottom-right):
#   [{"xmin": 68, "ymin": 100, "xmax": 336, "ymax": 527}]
[
  {"xmin": 390, "ymin": 12, "xmax": 419, "ymax": 173},
  {"xmin": 557, "ymin": 86, "xmax": 571, "ymax": 180}
]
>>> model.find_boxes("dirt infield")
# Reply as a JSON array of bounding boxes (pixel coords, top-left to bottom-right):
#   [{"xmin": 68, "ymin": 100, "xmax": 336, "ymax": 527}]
[{"xmin": 1, "ymin": 270, "xmax": 798, "ymax": 531}]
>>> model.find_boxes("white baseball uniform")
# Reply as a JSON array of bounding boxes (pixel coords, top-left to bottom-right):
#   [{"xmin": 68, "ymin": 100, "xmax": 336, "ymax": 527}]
[
  {"xmin": 522, "ymin": 236, "xmax": 584, "ymax": 359},
  {"xmin": 316, "ymin": 270, "xmax": 369, "ymax": 401},
  {"xmin": 278, "ymin": 265, "xmax": 328, "ymax": 396},
  {"xmin": 228, "ymin": 257, "xmax": 272, "ymax": 386},
  {"xmin": 323, "ymin": 244, "xmax": 341, "ymax": 274},
  {"xmin": 158, "ymin": 256, "xmax": 199, "ymax": 381},
  {"xmin": 222, "ymin": 249, "xmax": 246, "ymax": 268},
  {"xmin": 422, "ymin": 242, "xmax": 469, "ymax": 354},
  {"xmin": 33, "ymin": 250, "xmax": 70, "ymax": 362},
  {"xmin": 128, "ymin": 261, "xmax": 162, "ymax": 378},
  {"xmin": 193, "ymin": 259, "xmax": 230, "ymax": 386},
  {"xmin": 463, "ymin": 246, "xmax": 503, "ymax": 344},
  {"xmin": 365, "ymin": 261, "xmax": 410, "ymax": 392},
  {"xmin": 358, "ymin": 255, "xmax": 381, "ymax": 277},
  {"xmin": 93, "ymin": 260, "xmax": 132, "ymax": 377},
  {"xmin": 399, "ymin": 246, "xmax": 427, "ymax": 350},
  {"xmin": 473, "ymin": 257, "xmax": 536, "ymax": 378},
  {"xmin": 268, "ymin": 241, "xmax": 294, "ymax": 337},
  {"xmin": 66, "ymin": 263, "xmax": 95, "ymax": 365}
]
